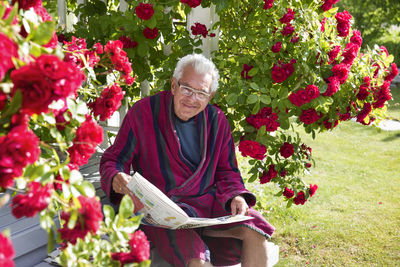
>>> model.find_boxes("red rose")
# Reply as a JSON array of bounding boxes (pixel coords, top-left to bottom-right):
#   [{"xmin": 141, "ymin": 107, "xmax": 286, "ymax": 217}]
[
  {"xmin": 0, "ymin": 233, "xmax": 15, "ymax": 267},
  {"xmin": 271, "ymin": 42, "xmax": 282, "ymax": 53},
  {"xmin": 373, "ymin": 81, "xmax": 391, "ymax": 108},
  {"xmin": 323, "ymin": 119, "xmax": 338, "ymax": 129},
  {"xmin": 290, "ymin": 35, "xmax": 300, "ymax": 43},
  {"xmin": 305, "ymin": 84, "xmax": 320, "ymax": 100},
  {"xmin": 12, "ymin": 0, "xmax": 42, "ymax": 10},
  {"xmin": 283, "ymin": 187, "xmax": 294, "ymax": 199},
  {"xmin": 309, "ymin": 184, "xmax": 318, "ymax": 197},
  {"xmin": 271, "ymin": 61, "xmax": 295, "ymax": 83},
  {"xmin": 68, "ymin": 116, "xmax": 103, "ymax": 166},
  {"xmin": 280, "ymin": 142, "xmax": 294, "ymax": 158},
  {"xmin": 88, "ymin": 84, "xmax": 125, "ymax": 121},
  {"xmin": 11, "ymin": 181, "xmax": 53, "ymax": 218},
  {"xmin": 357, "ymin": 84, "xmax": 370, "ymax": 101},
  {"xmin": 320, "ymin": 17, "xmax": 326, "ymax": 32},
  {"xmin": 279, "ymin": 8, "xmax": 295, "ymax": 24},
  {"xmin": 104, "ymin": 40, "xmax": 133, "ymax": 76},
  {"xmin": 0, "ymin": 126, "xmax": 40, "ymax": 188},
  {"xmin": 111, "ymin": 252, "xmax": 137, "ymax": 266},
  {"xmin": 0, "ymin": 33, "xmax": 18, "ymax": 81},
  {"xmin": 93, "ymin": 42, "xmax": 104, "ymax": 54},
  {"xmin": 260, "ymin": 165, "xmax": 277, "ymax": 184},
  {"xmin": 263, "ymin": 0, "xmax": 274, "ymax": 9},
  {"xmin": 384, "ymin": 63, "xmax": 399, "ymax": 82},
  {"xmin": 356, "ymin": 103, "xmax": 372, "ymax": 124},
  {"xmin": 59, "ymin": 196, "xmax": 103, "ymax": 245},
  {"xmin": 380, "ymin": 46, "xmax": 389, "ymax": 56},
  {"xmin": 191, "ymin": 22, "xmax": 208, "ymax": 38},
  {"xmin": 332, "ymin": 63, "xmax": 350, "ymax": 84},
  {"xmin": 180, "ymin": 0, "xmax": 202, "ymax": 8},
  {"xmin": 143, "ymin": 27, "xmax": 159, "ymax": 39},
  {"xmin": 11, "ymin": 55, "xmax": 85, "ymax": 115},
  {"xmin": 341, "ymin": 43, "xmax": 359, "ymax": 66},
  {"xmin": 293, "ymin": 191, "xmax": 306, "ymax": 205},
  {"xmin": 323, "ymin": 76, "xmax": 340, "ymax": 96},
  {"xmin": 238, "ymin": 140, "xmax": 267, "ymax": 160},
  {"xmin": 280, "ymin": 169, "xmax": 288, "ymax": 177},
  {"xmin": 129, "ymin": 230, "xmax": 150, "ymax": 262},
  {"xmin": 320, "ymin": 0, "xmax": 340, "ymax": 11},
  {"xmin": 135, "ymin": 3, "xmax": 154, "ymax": 20},
  {"xmin": 335, "ymin": 11, "xmax": 352, "ymax": 37},
  {"xmin": 246, "ymin": 107, "xmax": 280, "ymax": 131},
  {"xmin": 305, "ymin": 163, "xmax": 312, "ymax": 168},
  {"xmin": 281, "ymin": 23, "xmax": 295, "ymax": 36},
  {"xmin": 241, "ymin": 64, "xmax": 254, "ymax": 80},
  {"xmin": 350, "ymin": 30, "xmax": 362, "ymax": 47},
  {"xmin": 328, "ymin": 45, "xmax": 341, "ymax": 64},
  {"xmin": 299, "ymin": 109, "xmax": 321, "ymax": 125},
  {"xmin": 0, "ymin": 91, "xmax": 7, "ymax": 111},
  {"xmin": 118, "ymin": 36, "xmax": 138, "ymax": 49}
]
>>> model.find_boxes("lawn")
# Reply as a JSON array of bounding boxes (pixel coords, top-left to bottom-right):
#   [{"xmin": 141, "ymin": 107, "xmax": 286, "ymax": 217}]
[{"xmin": 243, "ymin": 86, "xmax": 400, "ymax": 266}]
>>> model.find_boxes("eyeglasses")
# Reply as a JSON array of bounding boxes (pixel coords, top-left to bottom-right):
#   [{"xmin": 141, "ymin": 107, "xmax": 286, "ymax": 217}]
[{"xmin": 177, "ymin": 82, "xmax": 211, "ymax": 101}]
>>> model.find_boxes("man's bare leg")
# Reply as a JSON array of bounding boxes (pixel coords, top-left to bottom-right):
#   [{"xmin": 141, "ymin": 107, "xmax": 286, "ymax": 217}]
[
  {"xmin": 188, "ymin": 258, "xmax": 213, "ymax": 267},
  {"xmin": 203, "ymin": 227, "xmax": 268, "ymax": 267}
]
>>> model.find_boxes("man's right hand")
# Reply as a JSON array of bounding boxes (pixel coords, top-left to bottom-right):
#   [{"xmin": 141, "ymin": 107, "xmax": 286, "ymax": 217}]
[{"xmin": 112, "ymin": 172, "xmax": 144, "ymax": 213}]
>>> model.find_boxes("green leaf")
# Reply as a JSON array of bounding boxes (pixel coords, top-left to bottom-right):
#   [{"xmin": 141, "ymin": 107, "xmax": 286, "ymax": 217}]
[
  {"xmin": 246, "ymin": 94, "xmax": 258, "ymax": 104},
  {"xmin": 137, "ymin": 43, "xmax": 149, "ymax": 57},
  {"xmin": 260, "ymin": 94, "xmax": 271, "ymax": 105},
  {"xmin": 226, "ymin": 93, "xmax": 238, "ymax": 105},
  {"xmin": 119, "ymin": 195, "xmax": 134, "ymax": 219},
  {"xmin": 248, "ymin": 67, "xmax": 259, "ymax": 77},
  {"xmin": 47, "ymin": 229, "xmax": 55, "ymax": 254},
  {"xmin": 31, "ymin": 21, "xmax": 56, "ymax": 45},
  {"xmin": 75, "ymin": 181, "xmax": 95, "ymax": 197},
  {"xmin": 252, "ymin": 101, "xmax": 260, "ymax": 114},
  {"xmin": 103, "ymin": 205, "xmax": 115, "ymax": 221},
  {"xmin": 1, "ymin": 90, "xmax": 22, "ymax": 119},
  {"xmin": 250, "ymin": 82, "xmax": 259, "ymax": 90}
]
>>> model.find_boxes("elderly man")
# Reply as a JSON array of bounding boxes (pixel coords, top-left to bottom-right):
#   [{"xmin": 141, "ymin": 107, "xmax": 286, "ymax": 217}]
[{"xmin": 100, "ymin": 54, "xmax": 274, "ymax": 267}]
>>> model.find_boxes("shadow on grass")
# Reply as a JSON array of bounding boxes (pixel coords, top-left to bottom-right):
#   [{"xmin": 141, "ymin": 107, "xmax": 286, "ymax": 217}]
[{"xmin": 382, "ymin": 132, "xmax": 400, "ymax": 142}]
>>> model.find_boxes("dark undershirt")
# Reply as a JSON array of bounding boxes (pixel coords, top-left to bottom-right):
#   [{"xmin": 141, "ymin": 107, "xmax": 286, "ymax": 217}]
[{"xmin": 174, "ymin": 114, "xmax": 201, "ymax": 169}]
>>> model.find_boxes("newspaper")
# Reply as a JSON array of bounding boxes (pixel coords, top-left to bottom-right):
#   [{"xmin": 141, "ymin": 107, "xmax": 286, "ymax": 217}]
[{"xmin": 126, "ymin": 172, "xmax": 253, "ymax": 229}]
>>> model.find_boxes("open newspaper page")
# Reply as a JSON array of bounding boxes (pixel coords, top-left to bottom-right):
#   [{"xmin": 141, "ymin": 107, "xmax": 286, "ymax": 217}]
[{"xmin": 126, "ymin": 172, "xmax": 253, "ymax": 229}]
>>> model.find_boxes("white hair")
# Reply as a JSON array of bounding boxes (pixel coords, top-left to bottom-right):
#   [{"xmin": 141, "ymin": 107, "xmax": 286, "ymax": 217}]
[{"xmin": 173, "ymin": 54, "xmax": 220, "ymax": 93}]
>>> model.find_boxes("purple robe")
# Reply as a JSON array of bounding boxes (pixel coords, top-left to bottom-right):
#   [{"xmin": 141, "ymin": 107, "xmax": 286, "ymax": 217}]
[{"xmin": 100, "ymin": 90, "xmax": 275, "ymax": 266}]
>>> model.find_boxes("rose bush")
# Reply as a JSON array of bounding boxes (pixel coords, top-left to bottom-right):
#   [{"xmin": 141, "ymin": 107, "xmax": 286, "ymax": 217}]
[
  {"xmin": 0, "ymin": 0, "xmax": 397, "ymax": 265},
  {"xmin": 0, "ymin": 1, "xmax": 149, "ymax": 266}
]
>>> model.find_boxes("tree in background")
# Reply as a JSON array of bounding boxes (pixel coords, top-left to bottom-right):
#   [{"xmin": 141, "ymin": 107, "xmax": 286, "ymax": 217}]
[{"xmin": 337, "ymin": 0, "xmax": 400, "ymax": 64}]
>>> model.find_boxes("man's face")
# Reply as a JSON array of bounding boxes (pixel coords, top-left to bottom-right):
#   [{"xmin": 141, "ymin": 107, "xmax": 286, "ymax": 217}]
[{"xmin": 171, "ymin": 65, "xmax": 214, "ymax": 121}]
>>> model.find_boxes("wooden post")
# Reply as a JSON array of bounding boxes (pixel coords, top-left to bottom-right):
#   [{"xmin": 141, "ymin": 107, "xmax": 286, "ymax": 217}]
[{"xmin": 186, "ymin": 5, "xmax": 219, "ymax": 58}]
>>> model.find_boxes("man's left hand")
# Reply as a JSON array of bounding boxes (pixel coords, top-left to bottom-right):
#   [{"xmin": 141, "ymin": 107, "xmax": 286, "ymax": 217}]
[{"xmin": 230, "ymin": 195, "xmax": 249, "ymax": 216}]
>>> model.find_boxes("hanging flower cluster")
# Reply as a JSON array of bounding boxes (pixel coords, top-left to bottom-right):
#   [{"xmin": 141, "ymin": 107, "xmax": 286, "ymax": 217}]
[
  {"xmin": 111, "ymin": 230, "xmax": 150, "ymax": 266},
  {"xmin": 58, "ymin": 196, "xmax": 103, "ymax": 245}
]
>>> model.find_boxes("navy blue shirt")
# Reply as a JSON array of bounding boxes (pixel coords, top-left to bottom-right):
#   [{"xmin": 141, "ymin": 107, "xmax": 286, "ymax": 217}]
[{"xmin": 174, "ymin": 114, "xmax": 201, "ymax": 170}]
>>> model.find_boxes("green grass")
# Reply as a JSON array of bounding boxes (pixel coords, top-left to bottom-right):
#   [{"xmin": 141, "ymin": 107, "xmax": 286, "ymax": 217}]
[{"xmin": 242, "ymin": 86, "xmax": 400, "ymax": 266}]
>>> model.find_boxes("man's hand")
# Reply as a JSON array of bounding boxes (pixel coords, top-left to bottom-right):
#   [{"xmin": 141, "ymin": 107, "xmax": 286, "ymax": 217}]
[
  {"xmin": 112, "ymin": 172, "xmax": 144, "ymax": 213},
  {"xmin": 230, "ymin": 195, "xmax": 249, "ymax": 216}
]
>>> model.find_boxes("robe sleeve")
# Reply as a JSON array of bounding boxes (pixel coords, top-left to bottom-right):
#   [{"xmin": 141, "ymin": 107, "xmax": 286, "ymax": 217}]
[
  {"xmin": 214, "ymin": 116, "xmax": 257, "ymax": 211},
  {"xmin": 99, "ymin": 108, "xmax": 139, "ymax": 205}
]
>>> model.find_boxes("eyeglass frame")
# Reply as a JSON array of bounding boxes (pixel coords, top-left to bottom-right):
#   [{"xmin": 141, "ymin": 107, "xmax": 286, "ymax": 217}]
[{"xmin": 177, "ymin": 81, "xmax": 212, "ymax": 101}]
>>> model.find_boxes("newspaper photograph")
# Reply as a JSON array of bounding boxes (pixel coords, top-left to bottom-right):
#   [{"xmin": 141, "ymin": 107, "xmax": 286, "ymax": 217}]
[{"xmin": 126, "ymin": 172, "xmax": 253, "ymax": 229}]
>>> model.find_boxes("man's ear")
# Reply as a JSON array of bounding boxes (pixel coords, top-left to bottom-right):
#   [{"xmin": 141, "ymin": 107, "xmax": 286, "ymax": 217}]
[
  {"xmin": 209, "ymin": 91, "xmax": 216, "ymax": 101},
  {"xmin": 171, "ymin": 77, "xmax": 177, "ymax": 94}
]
